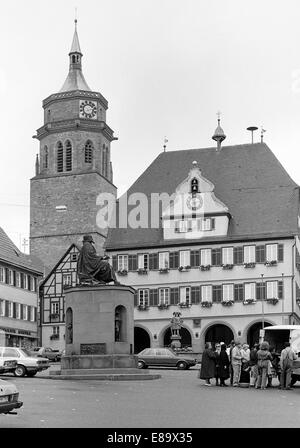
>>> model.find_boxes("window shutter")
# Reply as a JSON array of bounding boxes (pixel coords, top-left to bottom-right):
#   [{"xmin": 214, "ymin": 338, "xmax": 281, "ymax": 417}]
[
  {"xmin": 20, "ymin": 273, "xmax": 24, "ymax": 289},
  {"xmin": 5, "ymin": 268, "xmax": 9, "ymax": 284},
  {"xmin": 28, "ymin": 276, "xmax": 32, "ymax": 291},
  {"xmin": 211, "ymin": 218, "xmax": 215, "ymax": 230},
  {"xmin": 149, "ymin": 253, "xmax": 158, "ymax": 270},
  {"xmin": 134, "ymin": 291, "xmax": 138, "ymax": 306},
  {"xmin": 191, "ymin": 286, "xmax": 200, "ymax": 304},
  {"xmin": 278, "ymin": 244, "xmax": 284, "ymax": 262},
  {"xmin": 13, "ymin": 302, "xmax": 16, "ymax": 318},
  {"xmin": 170, "ymin": 287, "xmax": 179, "ymax": 304},
  {"xmin": 169, "ymin": 252, "xmax": 179, "ymax": 269},
  {"xmin": 278, "ymin": 281, "xmax": 284, "ymax": 299},
  {"xmin": 27, "ymin": 307, "xmax": 31, "ymax": 321},
  {"xmin": 13, "ymin": 271, "xmax": 16, "ymax": 286},
  {"xmin": 212, "ymin": 249, "xmax": 221, "ymax": 266},
  {"xmin": 128, "ymin": 255, "xmax": 137, "ymax": 271},
  {"xmin": 149, "ymin": 289, "xmax": 158, "ymax": 306},
  {"xmin": 112, "ymin": 255, "xmax": 118, "ymax": 270},
  {"xmin": 190, "ymin": 250, "xmax": 200, "ymax": 267}
]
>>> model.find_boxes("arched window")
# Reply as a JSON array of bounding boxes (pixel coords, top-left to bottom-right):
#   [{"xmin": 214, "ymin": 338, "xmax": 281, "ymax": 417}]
[
  {"xmin": 191, "ymin": 178, "xmax": 199, "ymax": 193},
  {"xmin": 43, "ymin": 146, "xmax": 48, "ymax": 169},
  {"xmin": 85, "ymin": 140, "xmax": 93, "ymax": 163},
  {"xmin": 57, "ymin": 141, "xmax": 63, "ymax": 172},
  {"xmin": 72, "ymin": 55, "xmax": 76, "ymax": 64},
  {"xmin": 65, "ymin": 140, "xmax": 72, "ymax": 171}
]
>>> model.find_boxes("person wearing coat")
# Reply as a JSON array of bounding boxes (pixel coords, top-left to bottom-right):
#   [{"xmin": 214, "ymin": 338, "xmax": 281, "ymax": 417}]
[
  {"xmin": 199, "ymin": 342, "xmax": 216, "ymax": 386},
  {"xmin": 218, "ymin": 344, "xmax": 230, "ymax": 386}
]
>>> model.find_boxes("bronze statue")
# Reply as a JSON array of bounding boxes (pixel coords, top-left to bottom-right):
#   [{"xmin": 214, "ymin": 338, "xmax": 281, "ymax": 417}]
[{"xmin": 77, "ymin": 235, "xmax": 120, "ymax": 286}]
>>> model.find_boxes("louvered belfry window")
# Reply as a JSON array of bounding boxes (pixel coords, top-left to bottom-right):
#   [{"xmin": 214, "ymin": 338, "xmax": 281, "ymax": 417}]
[
  {"xmin": 65, "ymin": 140, "xmax": 72, "ymax": 171},
  {"xmin": 57, "ymin": 141, "xmax": 63, "ymax": 172},
  {"xmin": 85, "ymin": 140, "xmax": 93, "ymax": 163}
]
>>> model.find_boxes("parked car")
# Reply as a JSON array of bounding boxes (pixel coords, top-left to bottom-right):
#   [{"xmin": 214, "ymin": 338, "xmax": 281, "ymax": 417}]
[
  {"xmin": 137, "ymin": 348, "xmax": 197, "ymax": 370},
  {"xmin": 0, "ymin": 358, "xmax": 17, "ymax": 375},
  {"xmin": 0, "ymin": 378, "xmax": 23, "ymax": 414},
  {"xmin": 0, "ymin": 347, "xmax": 49, "ymax": 377},
  {"xmin": 30, "ymin": 347, "xmax": 62, "ymax": 362}
]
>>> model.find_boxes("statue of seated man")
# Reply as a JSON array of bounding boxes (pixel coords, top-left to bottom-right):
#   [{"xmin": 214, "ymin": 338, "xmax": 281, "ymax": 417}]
[{"xmin": 77, "ymin": 235, "xmax": 120, "ymax": 286}]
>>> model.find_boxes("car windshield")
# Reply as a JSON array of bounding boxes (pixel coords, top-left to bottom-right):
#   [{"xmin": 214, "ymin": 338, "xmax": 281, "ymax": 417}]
[{"xmin": 19, "ymin": 349, "xmax": 32, "ymax": 357}]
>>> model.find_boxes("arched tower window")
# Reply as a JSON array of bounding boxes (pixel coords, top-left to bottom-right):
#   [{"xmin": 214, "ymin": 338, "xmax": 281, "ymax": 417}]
[
  {"xmin": 65, "ymin": 140, "xmax": 72, "ymax": 172},
  {"xmin": 57, "ymin": 141, "xmax": 63, "ymax": 172},
  {"xmin": 85, "ymin": 140, "xmax": 93, "ymax": 164},
  {"xmin": 191, "ymin": 178, "xmax": 199, "ymax": 194},
  {"xmin": 72, "ymin": 55, "xmax": 76, "ymax": 64},
  {"xmin": 43, "ymin": 146, "xmax": 48, "ymax": 169}
]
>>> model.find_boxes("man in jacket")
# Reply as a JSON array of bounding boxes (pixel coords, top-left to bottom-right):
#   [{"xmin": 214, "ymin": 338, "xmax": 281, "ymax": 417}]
[
  {"xmin": 231, "ymin": 342, "xmax": 242, "ymax": 387},
  {"xmin": 279, "ymin": 342, "xmax": 297, "ymax": 390}
]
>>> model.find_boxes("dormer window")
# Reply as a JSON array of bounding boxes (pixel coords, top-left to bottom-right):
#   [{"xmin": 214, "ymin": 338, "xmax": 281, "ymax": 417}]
[
  {"xmin": 197, "ymin": 218, "xmax": 215, "ymax": 231},
  {"xmin": 175, "ymin": 219, "xmax": 193, "ymax": 233}
]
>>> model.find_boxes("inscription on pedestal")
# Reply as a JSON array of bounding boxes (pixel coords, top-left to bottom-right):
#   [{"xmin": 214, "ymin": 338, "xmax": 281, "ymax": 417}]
[{"xmin": 80, "ymin": 343, "xmax": 106, "ymax": 355}]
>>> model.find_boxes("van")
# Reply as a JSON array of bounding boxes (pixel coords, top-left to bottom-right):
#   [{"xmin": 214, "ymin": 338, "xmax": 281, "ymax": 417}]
[{"xmin": 262, "ymin": 325, "xmax": 300, "ymax": 385}]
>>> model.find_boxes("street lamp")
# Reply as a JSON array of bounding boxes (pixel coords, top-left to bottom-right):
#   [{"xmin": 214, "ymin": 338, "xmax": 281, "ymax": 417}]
[{"xmin": 261, "ymin": 273, "xmax": 265, "ymax": 330}]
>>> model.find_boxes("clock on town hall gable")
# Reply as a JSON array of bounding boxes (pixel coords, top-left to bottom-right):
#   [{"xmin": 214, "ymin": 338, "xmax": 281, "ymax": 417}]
[{"xmin": 30, "ymin": 20, "xmax": 117, "ymax": 271}]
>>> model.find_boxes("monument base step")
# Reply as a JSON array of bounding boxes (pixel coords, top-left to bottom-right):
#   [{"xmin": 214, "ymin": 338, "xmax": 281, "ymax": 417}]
[
  {"xmin": 60, "ymin": 368, "xmax": 145, "ymax": 375},
  {"xmin": 47, "ymin": 371, "xmax": 161, "ymax": 381}
]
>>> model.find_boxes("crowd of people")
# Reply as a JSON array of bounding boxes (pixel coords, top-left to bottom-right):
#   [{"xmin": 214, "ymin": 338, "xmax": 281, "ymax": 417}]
[{"xmin": 199, "ymin": 340, "xmax": 297, "ymax": 390}]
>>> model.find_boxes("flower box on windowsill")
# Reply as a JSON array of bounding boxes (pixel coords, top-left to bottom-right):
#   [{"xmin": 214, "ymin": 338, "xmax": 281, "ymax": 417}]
[
  {"xmin": 264, "ymin": 260, "xmax": 277, "ymax": 267},
  {"xmin": 137, "ymin": 305, "xmax": 149, "ymax": 311},
  {"xmin": 222, "ymin": 264, "xmax": 234, "ymax": 270},
  {"xmin": 178, "ymin": 265, "xmax": 191, "ymax": 272},
  {"xmin": 137, "ymin": 269, "xmax": 148, "ymax": 275},
  {"xmin": 158, "ymin": 303, "xmax": 169, "ymax": 310},
  {"xmin": 200, "ymin": 265, "xmax": 211, "ymax": 271},
  {"xmin": 221, "ymin": 300, "xmax": 234, "ymax": 306},
  {"xmin": 159, "ymin": 268, "xmax": 169, "ymax": 274},
  {"xmin": 177, "ymin": 302, "xmax": 191, "ymax": 308},
  {"xmin": 266, "ymin": 298, "xmax": 279, "ymax": 305},
  {"xmin": 243, "ymin": 299, "xmax": 256, "ymax": 305},
  {"xmin": 50, "ymin": 334, "xmax": 59, "ymax": 340},
  {"xmin": 49, "ymin": 313, "xmax": 59, "ymax": 319},
  {"xmin": 201, "ymin": 301, "xmax": 213, "ymax": 308},
  {"xmin": 117, "ymin": 269, "xmax": 128, "ymax": 276},
  {"xmin": 243, "ymin": 262, "xmax": 256, "ymax": 268}
]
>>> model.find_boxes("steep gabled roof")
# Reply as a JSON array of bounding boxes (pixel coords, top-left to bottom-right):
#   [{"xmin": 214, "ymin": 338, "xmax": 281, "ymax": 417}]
[
  {"xmin": 39, "ymin": 243, "xmax": 80, "ymax": 287},
  {"xmin": 0, "ymin": 227, "xmax": 43, "ymax": 274},
  {"xmin": 106, "ymin": 142, "xmax": 299, "ymax": 250}
]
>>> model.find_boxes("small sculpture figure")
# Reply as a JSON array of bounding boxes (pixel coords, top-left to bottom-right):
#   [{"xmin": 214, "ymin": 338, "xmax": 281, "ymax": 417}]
[
  {"xmin": 77, "ymin": 235, "xmax": 120, "ymax": 286},
  {"xmin": 115, "ymin": 311, "xmax": 121, "ymax": 342},
  {"xmin": 170, "ymin": 312, "xmax": 183, "ymax": 337}
]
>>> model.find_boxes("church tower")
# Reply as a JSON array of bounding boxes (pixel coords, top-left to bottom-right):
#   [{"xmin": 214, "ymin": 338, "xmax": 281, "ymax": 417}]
[{"xmin": 30, "ymin": 21, "xmax": 117, "ymax": 270}]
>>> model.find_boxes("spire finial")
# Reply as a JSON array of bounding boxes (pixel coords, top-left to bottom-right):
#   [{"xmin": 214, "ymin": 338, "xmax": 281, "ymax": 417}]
[
  {"xmin": 163, "ymin": 136, "xmax": 168, "ymax": 152},
  {"xmin": 217, "ymin": 110, "xmax": 221, "ymax": 123},
  {"xmin": 212, "ymin": 111, "xmax": 226, "ymax": 151},
  {"xmin": 261, "ymin": 126, "xmax": 266, "ymax": 143}
]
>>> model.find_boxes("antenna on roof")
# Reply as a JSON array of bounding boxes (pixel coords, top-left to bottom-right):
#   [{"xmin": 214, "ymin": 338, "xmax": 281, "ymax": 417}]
[
  {"xmin": 163, "ymin": 137, "xmax": 168, "ymax": 152},
  {"xmin": 261, "ymin": 126, "xmax": 266, "ymax": 142},
  {"xmin": 247, "ymin": 126, "xmax": 258, "ymax": 144}
]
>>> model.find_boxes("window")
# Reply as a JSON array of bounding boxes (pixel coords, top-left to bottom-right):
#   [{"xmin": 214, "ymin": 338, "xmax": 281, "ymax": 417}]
[
  {"xmin": 8, "ymin": 270, "xmax": 13, "ymax": 286},
  {"xmin": 0, "ymin": 299, "xmax": 4, "ymax": 316},
  {"xmin": 51, "ymin": 302, "xmax": 59, "ymax": 315},
  {"xmin": 71, "ymin": 254, "xmax": 78, "ymax": 262},
  {"xmin": 16, "ymin": 303, "xmax": 21, "ymax": 319},
  {"xmin": 23, "ymin": 305, "xmax": 28, "ymax": 320},
  {"xmin": 85, "ymin": 140, "xmax": 93, "ymax": 163},
  {"xmin": 212, "ymin": 248, "xmax": 222, "ymax": 266},
  {"xmin": 244, "ymin": 246, "xmax": 255, "ymax": 263},
  {"xmin": 159, "ymin": 288, "xmax": 170, "ymax": 305},
  {"xmin": 0, "ymin": 267, "xmax": 5, "ymax": 283},
  {"xmin": 234, "ymin": 284, "xmax": 244, "ymax": 302},
  {"xmin": 245, "ymin": 283, "xmax": 256, "ymax": 301},
  {"xmin": 159, "ymin": 252, "xmax": 169, "ymax": 269},
  {"xmin": 3, "ymin": 348, "xmax": 19, "ymax": 358},
  {"xmin": 138, "ymin": 254, "xmax": 149, "ymax": 270},
  {"xmin": 266, "ymin": 244, "xmax": 278, "ymax": 262},
  {"xmin": 16, "ymin": 272, "xmax": 21, "ymax": 288},
  {"xmin": 53, "ymin": 326, "xmax": 60, "ymax": 335},
  {"xmin": 256, "ymin": 245, "xmax": 266, "ymax": 263},
  {"xmin": 118, "ymin": 255, "xmax": 128, "ymax": 271},
  {"xmin": 30, "ymin": 276, "xmax": 35, "ymax": 291},
  {"xmin": 234, "ymin": 246, "xmax": 243, "ymax": 264},
  {"xmin": 223, "ymin": 284, "xmax": 234, "ymax": 301},
  {"xmin": 201, "ymin": 249, "xmax": 211, "ymax": 266},
  {"xmin": 222, "ymin": 247, "xmax": 233, "ymax": 265},
  {"xmin": 8, "ymin": 301, "xmax": 13, "ymax": 318},
  {"xmin": 180, "ymin": 287, "xmax": 191, "ymax": 305},
  {"xmin": 57, "ymin": 141, "xmax": 63, "ymax": 172},
  {"xmin": 44, "ymin": 146, "xmax": 48, "ymax": 169},
  {"xmin": 266, "ymin": 281, "xmax": 278, "ymax": 299},
  {"xmin": 63, "ymin": 274, "xmax": 72, "ymax": 286},
  {"xmin": 213, "ymin": 285, "xmax": 222, "ymax": 302},
  {"xmin": 138, "ymin": 289, "xmax": 149, "ymax": 307},
  {"xmin": 65, "ymin": 140, "xmax": 72, "ymax": 171},
  {"xmin": 23, "ymin": 275, "xmax": 28, "ymax": 290},
  {"xmin": 191, "ymin": 178, "xmax": 199, "ymax": 193},
  {"xmin": 175, "ymin": 220, "xmax": 192, "ymax": 233},
  {"xmin": 201, "ymin": 285, "xmax": 212, "ymax": 302},
  {"xmin": 197, "ymin": 218, "xmax": 215, "ymax": 231},
  {"xmin": 179, "ymin": 250, "xmax": 190, "ymax": 267},
  {"xmin": 31, "ymin": 306, "xmax": 36, "ymax": 322}
]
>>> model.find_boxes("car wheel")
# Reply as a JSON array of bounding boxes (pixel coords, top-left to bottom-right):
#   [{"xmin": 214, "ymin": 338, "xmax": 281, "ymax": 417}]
[
  {"xmin": 137, "ymin": 361, "xmax": 146, "ymax": 369},
  {"xmin": 27, "ymin": 371, "xmax": 37, "ymax": 377},
  {"xmin": 177, "ymin": 361, "xmax": 187, "ymax": 370},
  {"xmin": 14, "ymin": 365, "xmax": 26, "ymax": 377}
]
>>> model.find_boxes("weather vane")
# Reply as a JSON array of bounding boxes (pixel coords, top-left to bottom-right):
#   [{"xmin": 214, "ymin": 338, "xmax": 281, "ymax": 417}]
[
  {"xmin": 261, "ymin": 126, "xmax": 266, "ymax": 142},
  {"xmin": 163, "ymin": 136, "xmax": 168, "ymax": 152}
]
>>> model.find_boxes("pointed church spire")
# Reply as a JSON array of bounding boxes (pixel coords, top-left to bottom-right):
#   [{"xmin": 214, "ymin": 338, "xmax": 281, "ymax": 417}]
[
  {"xmin": 212, "ymin": 111, "xmax": 226, "ymax": 151},
  {"xmin": 60, "ymin": 19, "xmax": 91, "ymax": 92}
]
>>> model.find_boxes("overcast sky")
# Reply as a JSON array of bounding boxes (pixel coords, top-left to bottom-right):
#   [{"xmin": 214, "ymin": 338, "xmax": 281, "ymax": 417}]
[{"xmin": 1, "ymin": 0, "xmax": 300, "ymax": 251}]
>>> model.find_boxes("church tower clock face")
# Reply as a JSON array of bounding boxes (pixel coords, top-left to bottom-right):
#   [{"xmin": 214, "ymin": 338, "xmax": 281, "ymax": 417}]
[{"xmin": 79, "ymin": 100, "xmax": 97, "ymax": 119}]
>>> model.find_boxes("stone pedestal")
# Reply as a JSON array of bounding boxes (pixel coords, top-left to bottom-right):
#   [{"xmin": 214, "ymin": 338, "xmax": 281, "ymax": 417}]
[{"xmin": 50, "ymin": 285, "xmax": 160, "ymax": 381}]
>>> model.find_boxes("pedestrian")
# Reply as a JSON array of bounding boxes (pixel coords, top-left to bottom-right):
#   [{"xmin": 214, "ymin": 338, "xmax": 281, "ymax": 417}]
[
  {"xmin": 231, "ymin": 341, "xmax": 242, "ymax": 387},
  {"xmin": 249, "ymin": 343, "xmax": 259, "ymax": 387},
  {"xmin": 214, "ymin": 343, "xmax": 221, "ymax": 386},
  {"xmin": 226, "ymin": 340, "xmax": 235, "ymax": 386},
  {"xmin": 218, "ymin": 343, "xmax": 230, "ymax": 386},
  {"xmin": 240, "ymin": 343, "xmax": 251, "ymax": 386},
  {"xmin": 256, "ymin": 341, "xmax": 272, "ymax": 390},
  {"xmin": 279, "ymin": 342, "xmax": 297, "ymax": 390},
  {"xmin": 266, "ymin": 346, "xmax": 277, "ymax": 388},
  {"xmin": 199, "ymin": 342, "xmax": 216, "ymax": 386}
]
